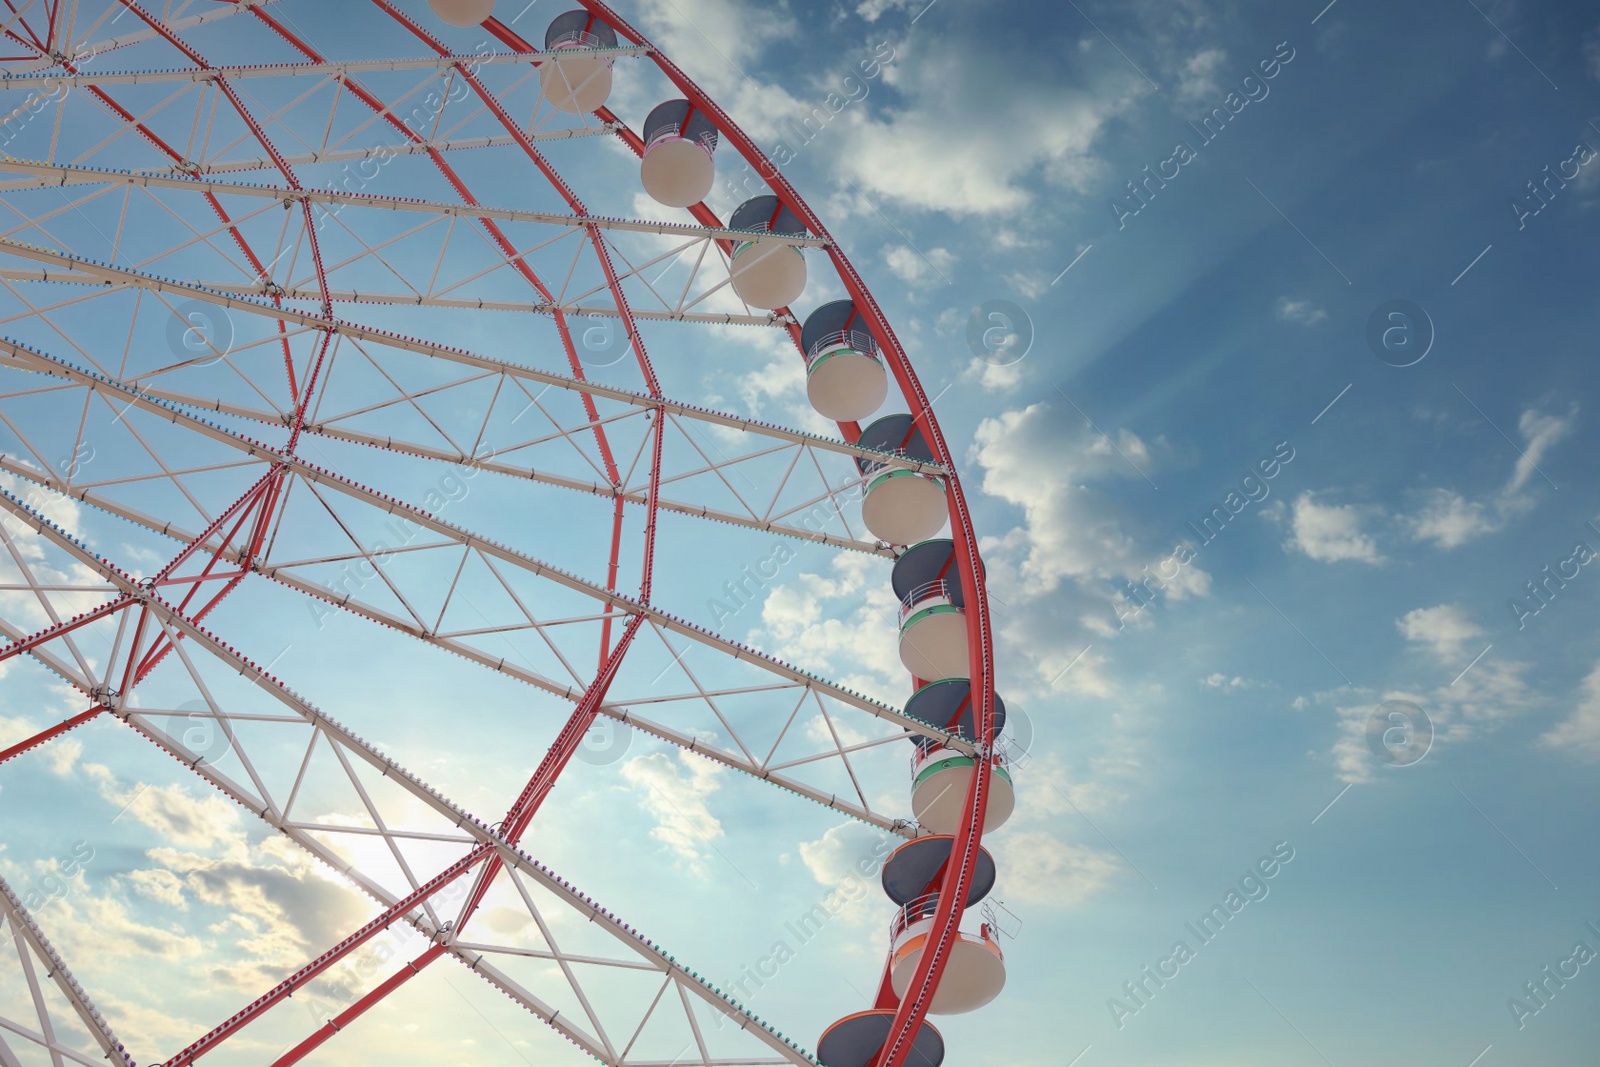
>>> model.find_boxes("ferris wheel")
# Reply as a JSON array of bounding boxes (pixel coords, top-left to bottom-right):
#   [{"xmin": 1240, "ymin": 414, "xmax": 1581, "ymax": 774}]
[{"xmin": 0, "ymin": 2, "xmax": 1016, "ymax": 1065}]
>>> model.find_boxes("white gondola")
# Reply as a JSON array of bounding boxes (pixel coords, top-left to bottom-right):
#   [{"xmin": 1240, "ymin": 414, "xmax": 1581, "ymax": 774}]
[
  {"xmin": 539, "ymin": 11, "xmax": 618, "ymax": 114},
  {"xmin": 902, "ymin": 677, "xmax": 1014, "ymax": 833},
  {"xmin": 911, "ymin": 746, "xmax": 1015, "ymax": 835},
  {"xmin": 878, "ymin": 837, "xmax": 1005, "ymax": 1014},
  {"xmin": 888, "ymin": 893, "xmax": 1007, "ymax": 1014},
  {"xmin": 892, "ymin": 539, "xmax": 970, "ymax": 680},
  {"xmin": 728, "ymin": 195, "xmax": 807, "ymax": 310},
  {"xmin": 898, "ymin": 580, "xmax": 967, "ymax": 678},
  {"xmin": 427, "ymin": 0, "xmax": 494, "ymax": 27},
  {"xmin": 640, "ymin": 100, "xmax": 718, "ymax": 208},
  {"xmin": 856, "ymin": 414, "xmax": 945, "ymax": 546},
  {"xmin": 801, "ymin": 299, "xmax": 887, "ymax": 422}
]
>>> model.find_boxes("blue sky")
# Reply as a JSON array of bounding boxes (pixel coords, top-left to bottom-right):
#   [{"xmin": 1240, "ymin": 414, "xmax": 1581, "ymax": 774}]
[{"xmin": 0, "ymin": 0, "xmax": 1597, "ymax": 1065}]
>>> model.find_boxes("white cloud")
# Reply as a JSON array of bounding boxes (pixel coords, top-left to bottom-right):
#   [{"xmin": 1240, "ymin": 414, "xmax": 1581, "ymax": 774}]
[
  {"xmin": 629, "ymin": 0, "xmax": 795, "ymax": 86},
  {"xmin": 967, "ymin": 745, "xmax": 1125, "ymax": 909},
  {"xmin": 1047, "ymin": 642, "xmax": 1118, "ymax": 699},
  {"xmin": 855, "ymin": 0, "xmax": 919, "ymax": 23},
  {"xmin": 30, "ymin": 755, "xmax": 375, "ymax": 996},
  {"xmin": 104, "ymin": 778, "xmax": 247, "ymax": 855},
  {"xmin": 1539, "ymin": 661, "xmax": 1600, "ymax": 756},
  {"xmin": 1176, "ymin": 48, "xmax": 1227, "ymax": 102},
  {"xmin": 727, "ymin": 323, "xmax": 818, "ymax": 425},
  {"xmin": 797, "ymin": 822, "xmax": 886, "ymax": 887},
  {"xmin": 1014, "ymin": 747, "xmax": 1136, "ymax": 817},
  {"xmin": 1508, "ymin": 406, "xmax": 1573, "ymax": 493},
  {"xmin": 40, "ymin": 736, "xmax": 82, "ymax": 777},
  {"xmin": 1285, "ymin": 492, "xmax": 1382, "ymax": 564},
  {"xmin": 123, "ymin": 868, "xmax": 187, "ymax": 909},
  {"xmin": 1402, "ymin": 404, "xmax": 1574, "ymax": 549},
  {"xmin": 620, "ymin": 750, "xmax": 726, "ymax": 871},
  {"xmin": 1201, "ymin": 673, "xmax": 1256, "ymax": 691},
  {"xmin": 1276, "ymin": 297, "xmax": 1327, "ymax": 325},
  {"xmin": 1403, "ymin": 489, "xmax": 1505, "ymax": 549},
  {"xmin": 968, "ymin": 402, "xmax": 1210, "ymax": 704},
  {"xmin": 0, "ymin": 472, "xmax": 88, "ymax": 540},
  {"xmin": 51, "ymin": 891, "xmax": 205, "ymax": 964},
  {"xmin": 832, "ymin": 36, "xmax": 1146, "ymax": 215},
  {"xmin": 972, "ymin": 403, "xmax": 1177, "ymax": 593},
  {"xmin": 755, "ymin": 551, "xmax": 904, "ymax": 705},
  {"xmin": 967, "ymin": 356, "xmax": 1025, "ymax": 392},
  {"xmin": 882, "ymin": 243, "xmax": 955, "ymax": 287},
  {"xmin": 1395, "ymin": 604, "xmax": 1483, "ymax": 662},
  {"xmin": 1321, "ymin": 604, "xmax": 1533, "ymax": 782},
  {"xmin": 988, "ymin": 829, "xmax": 1120, "ymax": 908}
]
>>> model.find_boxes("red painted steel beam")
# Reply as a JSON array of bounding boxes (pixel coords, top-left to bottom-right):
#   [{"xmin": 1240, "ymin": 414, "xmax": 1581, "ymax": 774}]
[
  {"xmin": 0, "ymin": 706, "xmax": 103, "ymax": 767},
  {"xmin": 270, "ymin": 944, "xmax": 447, "ymax": 1066},
  {"xmin": 0, "ymin": 463, "xmax": 281, "ymax": 767},
  {"xmin": 362, "ymin": 6, "xmax": 674, "ymax": 965},
  {"xmin": 452, "ymin": 612, "xmax": 645, "ymax": 934},
  {"xmin": 250, "ymin": 6, "xmax": 635, "ymax": 677},
  {"xmin": 0, "ymin": 593, "xmax": 133, "ymax": 669},
  {"xmin": 148, "ymin": 468, "xmax": 280, "ymax": 584},
  {"xmin": 161, "ymin": 846, "xmax": 491, "ymax": 1066}
]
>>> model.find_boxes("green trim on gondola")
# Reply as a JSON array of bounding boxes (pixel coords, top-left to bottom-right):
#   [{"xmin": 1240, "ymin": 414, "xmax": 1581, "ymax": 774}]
[
  {"xmin": 806, "ymin": 343, "xmax": 880, "ymax": 377},
  {"xmin": 867, "ymin": 466, "xmax": 945, "ymax": 494},
  {"xmin": 901, "ymin": 602, "xmax": 961, "ymax": 632},
  {"xmin": 914, "ymin": 756, "xmax": 1013, "ymax": 789}
]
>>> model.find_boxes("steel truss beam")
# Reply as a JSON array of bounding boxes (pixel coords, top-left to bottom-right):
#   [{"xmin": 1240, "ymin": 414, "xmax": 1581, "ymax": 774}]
[
  {"xmin": 0, "ymin": 131, "xmax": 623, "ymax": 192},
  {"xmin": 0, "ymin": 44, "xmax": 654, "ymax": 87},
  {"xmin": 0, "ymin": 158, "xmax": 829, "ymax": 246},
  {"xmin": 0, "ymin": 246, "xmax": 940, "ymax": 471},
  {"xmin": 6, "ymin": 375, "xmax": 886, "ymax": 554},
  {"xmin": 0, "ymin": 874, "xmax": 137, "ymax": 1067},
  {"xmin": 0, "ymin": 266, "xmax": 789, "ymax": 323},
  {"xmin": 10, "ymin": 0, "xmax": 277, "ymax": 75},
  {"xmin": 0, "ymin": 390, "xmax": 951, "ymax": 812},
  {"xmin": 0, "ymin": 487, "xmax": 810, "ymax": 1067}
]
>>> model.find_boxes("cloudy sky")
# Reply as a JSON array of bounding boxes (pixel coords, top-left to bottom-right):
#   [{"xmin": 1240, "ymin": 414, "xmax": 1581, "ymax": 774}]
[{"xmin": 0, "ymin": 0, "xmax": 1598, "ymax": 1066}]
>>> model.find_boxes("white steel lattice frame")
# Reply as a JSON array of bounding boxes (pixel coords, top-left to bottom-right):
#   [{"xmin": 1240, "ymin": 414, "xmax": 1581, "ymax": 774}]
[{"xmin": 0, "ymin": 2, "xmax": 1000, "ymax": 1066}]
